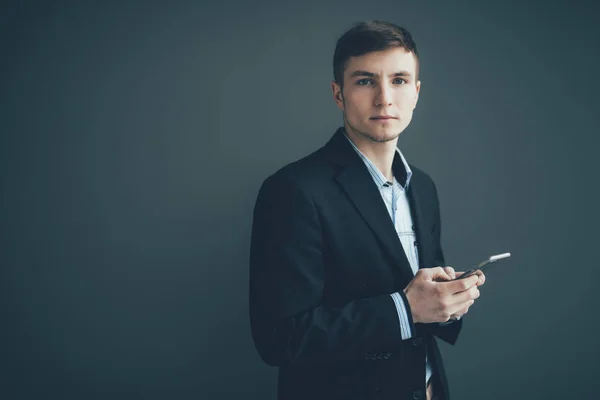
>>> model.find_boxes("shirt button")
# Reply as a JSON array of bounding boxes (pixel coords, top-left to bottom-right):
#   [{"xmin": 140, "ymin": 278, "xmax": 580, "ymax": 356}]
[
  {"xmin": 412, "ymin": 389, "xmax": 424, "ymax": 399},
  {"xmin": 413, "ymin": 337, "xmax": 423, "ymax": 347}
]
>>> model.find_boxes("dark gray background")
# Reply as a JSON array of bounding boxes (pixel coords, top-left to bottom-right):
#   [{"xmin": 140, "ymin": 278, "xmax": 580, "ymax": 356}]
[{"xmin": 1, "ymin": 1, "xmax": 599, "ymax": 399}]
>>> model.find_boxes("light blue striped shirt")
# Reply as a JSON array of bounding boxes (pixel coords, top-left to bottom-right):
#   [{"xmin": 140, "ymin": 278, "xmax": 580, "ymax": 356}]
[{"xmin": 344, "ymin": 133, "xmax": 434, "ymax": 385}]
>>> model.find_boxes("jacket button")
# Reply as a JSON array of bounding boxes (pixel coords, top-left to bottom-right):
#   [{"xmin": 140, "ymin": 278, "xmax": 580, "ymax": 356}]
[
  {"xmin": 412, "ymin": 389, "xmax": 424, "ymax": 399},
  {"xmin": 413, "ymin": 337, "xmax": 423, "ymax": 346}
]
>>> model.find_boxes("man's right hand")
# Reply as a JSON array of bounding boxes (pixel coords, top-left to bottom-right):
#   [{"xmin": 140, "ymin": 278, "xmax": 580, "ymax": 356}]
[{"xmin": 403, "ymin": 267, "xmax": 480, "ymax": 324}]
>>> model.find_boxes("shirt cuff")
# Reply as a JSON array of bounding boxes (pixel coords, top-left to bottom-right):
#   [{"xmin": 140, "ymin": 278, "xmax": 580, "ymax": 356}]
[{"xmin": 390, "ymin": 292, "xmax": 414, "ymax": 339}]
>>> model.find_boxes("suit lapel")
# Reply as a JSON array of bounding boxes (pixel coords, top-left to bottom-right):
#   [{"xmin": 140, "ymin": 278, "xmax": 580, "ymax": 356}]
[{"xmin": 325, "ymin": 129, "xmax": 417, "ymax": 284}]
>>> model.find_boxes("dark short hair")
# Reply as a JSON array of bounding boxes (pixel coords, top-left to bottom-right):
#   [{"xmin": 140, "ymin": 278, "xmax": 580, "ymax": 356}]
[{"xmin": 333, "ymin": 20, "xmax": 419, "ymax": 88}]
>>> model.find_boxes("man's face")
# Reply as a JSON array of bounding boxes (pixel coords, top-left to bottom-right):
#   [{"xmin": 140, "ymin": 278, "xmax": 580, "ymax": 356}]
[{"xmin": 332, "ymin": 47, "xmax": 421, "ymax": 143}]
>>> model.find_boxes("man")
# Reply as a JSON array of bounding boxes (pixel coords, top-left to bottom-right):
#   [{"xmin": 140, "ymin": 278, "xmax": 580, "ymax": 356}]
[{"xmin": 249, "ymin": 21, "xmax": 485, "ymax": 400}]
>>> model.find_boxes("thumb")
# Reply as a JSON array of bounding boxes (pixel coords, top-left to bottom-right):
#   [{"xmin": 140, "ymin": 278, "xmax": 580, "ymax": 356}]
[
  {"xmin": 428, "ymin": 266, "xmax": 453, "ymax": 282},
  {"xmin": 443, "ymin": 266, "xmax": 456, "ymax": 280}
]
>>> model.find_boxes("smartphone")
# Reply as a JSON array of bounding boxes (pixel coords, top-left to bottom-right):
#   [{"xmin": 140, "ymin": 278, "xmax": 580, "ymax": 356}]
[{"xmin": 453, "ymin": 253, "xmax": 511, "ymax": 280}]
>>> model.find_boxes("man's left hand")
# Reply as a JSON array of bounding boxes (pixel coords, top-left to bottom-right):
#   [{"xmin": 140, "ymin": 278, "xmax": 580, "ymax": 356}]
[{"xmin": 439, "ymin": 266, "xmax": 486, "ymax": 319}]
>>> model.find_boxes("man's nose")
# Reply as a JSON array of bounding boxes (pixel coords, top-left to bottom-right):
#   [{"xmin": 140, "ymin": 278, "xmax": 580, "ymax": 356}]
[{"xmin": 375, "ymin": 84, "xmax": 393, "ymax": 107}]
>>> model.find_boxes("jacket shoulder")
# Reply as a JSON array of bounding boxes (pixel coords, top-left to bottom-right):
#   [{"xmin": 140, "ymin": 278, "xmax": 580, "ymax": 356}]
[
  {"xmin": 260, "ymin": 146, "xmax": 332, "ymax": 194},
  {"xmin": 409, "ymin": 164, "xmax": 437, "ymax": 189}
]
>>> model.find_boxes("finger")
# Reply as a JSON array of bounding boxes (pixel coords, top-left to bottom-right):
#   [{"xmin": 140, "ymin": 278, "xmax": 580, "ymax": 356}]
[
  {"xmin": 448, "ymin": 274, "xmax": 479, "ymax": 294},
  {"xmin": 457, "ymin": 270, "xmax": 486, "ymax": 285},
  {"xmin": 443, "ymin": 266, "xmax": 456, "ymax": 280},
  {"xmin": 450, "ymin": 285, "xmax": 480, "ymax": 305},
  {"xmin": 449, "ymin": 299, "xmax": 475, "ymax": 317},
  {"xmin": 476, "ymin": 271, "xmax": 486, "ymax": 286}
]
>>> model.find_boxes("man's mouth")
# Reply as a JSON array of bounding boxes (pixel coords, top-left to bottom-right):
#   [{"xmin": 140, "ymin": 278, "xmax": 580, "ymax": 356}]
[{"xmin": 370, "ymin": 116, "xmax": 397, "ymax": 120}]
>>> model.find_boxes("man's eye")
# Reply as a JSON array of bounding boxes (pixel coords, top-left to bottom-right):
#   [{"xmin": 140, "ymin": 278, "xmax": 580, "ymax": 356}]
[
  {"xmin": 356, "ymin": 79, "xmax": 374, "ymax": 85},
  {"xmin": 393, "ymin": 78, "xmax": 407, "ymax": 84}
]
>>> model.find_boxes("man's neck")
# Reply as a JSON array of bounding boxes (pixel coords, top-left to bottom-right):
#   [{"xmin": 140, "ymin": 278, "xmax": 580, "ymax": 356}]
[{"xmin": 344, "ymin": 127, "xmax": 398, "ymax": 182}]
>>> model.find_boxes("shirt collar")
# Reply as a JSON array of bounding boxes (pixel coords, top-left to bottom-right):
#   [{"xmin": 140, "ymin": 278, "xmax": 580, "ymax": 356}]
[{"xmin": 344, "ymin": 131, "xmax": 413, "ymax": 189}]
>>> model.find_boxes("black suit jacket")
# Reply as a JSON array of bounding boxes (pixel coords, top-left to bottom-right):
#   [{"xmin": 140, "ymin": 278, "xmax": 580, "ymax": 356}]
[{"xmin": 249, "ymin": 128, "xmax": 462, "ymax": 400}]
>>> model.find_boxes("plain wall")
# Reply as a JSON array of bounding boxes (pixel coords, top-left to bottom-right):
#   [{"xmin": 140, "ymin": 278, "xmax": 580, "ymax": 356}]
[{"xmin": 1, "ymin": 0, "xmax": 599, "ymax": 399}]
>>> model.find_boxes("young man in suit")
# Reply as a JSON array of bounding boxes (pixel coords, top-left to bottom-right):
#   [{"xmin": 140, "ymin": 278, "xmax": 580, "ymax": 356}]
[{"xmin": 249, "ymin": 20, "xmax": 485, "ymax": 400}]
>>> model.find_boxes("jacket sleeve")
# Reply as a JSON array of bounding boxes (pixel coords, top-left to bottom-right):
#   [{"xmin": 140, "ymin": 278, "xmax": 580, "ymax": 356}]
[{"xmin": 249, "ymin": 173, "xmax": 411, "ymax": 368}]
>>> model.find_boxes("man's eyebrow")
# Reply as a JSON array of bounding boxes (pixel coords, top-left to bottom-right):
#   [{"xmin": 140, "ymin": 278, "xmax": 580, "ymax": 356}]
[
  {"xmin": 349, "ymin": 70, "xmax": 376, "ymax": 77},
  {"xmin": 349, "ymin": 70, "xmax": 413, "ymax": 78}
]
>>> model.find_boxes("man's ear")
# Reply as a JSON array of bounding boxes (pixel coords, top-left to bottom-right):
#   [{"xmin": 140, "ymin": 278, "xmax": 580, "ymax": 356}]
[
  {"xmin": 331, "ymin": 80, "xmax": 344, "ymax": 111},
  {"xmin": 413, "ymin": 80, "xmax": 421, "ymax": 109}
]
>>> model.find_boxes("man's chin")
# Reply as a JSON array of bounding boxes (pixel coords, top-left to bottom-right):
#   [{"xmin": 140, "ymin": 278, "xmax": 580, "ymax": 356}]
[
  {"xmin": 362, "ymin": 130, "xmax": 401, "ymax": 143},
  {"xmin": 345, "ymin": 121, "xmax": 402, "ymax": 143}
]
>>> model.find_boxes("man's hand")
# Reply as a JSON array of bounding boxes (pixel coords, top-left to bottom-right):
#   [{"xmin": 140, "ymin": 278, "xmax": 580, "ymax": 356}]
[
  {"xmin": 442, "ymin": 267, "xmax": 486, "ymax": 319},
  {"xmin": 403, "ymin": 267, "xmax": 483, "ymax": 324}
]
